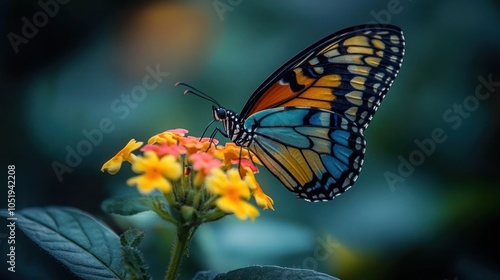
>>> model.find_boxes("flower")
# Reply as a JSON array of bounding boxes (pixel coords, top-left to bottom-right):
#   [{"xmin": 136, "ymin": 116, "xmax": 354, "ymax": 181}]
[
  {"xmin": 205, "ymin": 168, "xmax": 259, "ymax": 220},
  {"xmin": 101, "ymin": 139, "xmax": 143, "ymax": 174},
  {"xmin": 190, "ymin": 152, "xmax": 222, "ymax": 186},
  {"xmin": 148, "ymin": 128, "xmax": 188, "ymax": 145},
  {"xmin": 126, "ymin": 151, "xmax": 182, "ymax": 194},
  {"xmin": 214, "ymin": 142, "xmax": 262, "ymax": 170},
  {"xmin": 141, "ymin": 143, "xmax": 186, "ymax": 158},
  {"xmin": 102, "ymin": 128, "xmax": 273, "ymax": 222},
  {"xmin": 244, "ymin": 168, "xmax": 274, "ymax": 210},
  {"xmin": 181, "ymin": 136, "xmax": 218, "ymax": 154},
  {"xmin": 238, "ymin": 158, "xmax": 259, "ymax": 176}
]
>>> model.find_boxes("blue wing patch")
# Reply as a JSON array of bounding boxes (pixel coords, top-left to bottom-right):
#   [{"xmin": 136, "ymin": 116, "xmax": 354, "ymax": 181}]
[{"xmin": 246, "ymin": 107, "xmax": 366, "ymax": 201}]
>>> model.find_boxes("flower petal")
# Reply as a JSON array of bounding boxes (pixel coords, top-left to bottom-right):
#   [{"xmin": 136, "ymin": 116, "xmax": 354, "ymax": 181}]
[{"xmin": 101, "ymin": 139, "xmax": 143, "ymax": 174}]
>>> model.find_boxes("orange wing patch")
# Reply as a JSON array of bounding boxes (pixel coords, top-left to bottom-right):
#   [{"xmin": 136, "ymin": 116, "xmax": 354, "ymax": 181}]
[
  {"xmin": 246, "ymin": 68, "xmax": 317, "ymax": 115},
  {"xmin": 344, "ymin": 35, "xmax": 369, "ymax": 46},
  {"xmin": 281, "ymin": 97, "xmax": 333, "ymax": 110},
  {"xmin": 248, "ymin": 83, "xmax": 297, "ymax": 114},
  {"xmin": 315, "ymin": 74, "xmax": 342, "ymax": 87},
  {"xmin": 293, "ymin": 68, "xmax": 316, "ymax": 86},
  {"xmin": 246, "ymin": 68, "xmax": 340, "ymax": 116}
]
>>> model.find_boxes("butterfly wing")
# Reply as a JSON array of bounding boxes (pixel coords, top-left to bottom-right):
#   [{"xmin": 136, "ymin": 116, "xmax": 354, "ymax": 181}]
[
  {"xmin": 245, "ymin": 107, "xmax": 365, "ymax": 201},
  {"xmin": 240, "ymin": 24, "xmax": 405, "ymax": 130}
]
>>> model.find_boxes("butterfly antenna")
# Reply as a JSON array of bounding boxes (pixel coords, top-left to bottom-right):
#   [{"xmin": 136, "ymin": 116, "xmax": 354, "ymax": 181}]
[{"xmin": 175, "ymin": 82, "xmax": 221, "ymax": 107}]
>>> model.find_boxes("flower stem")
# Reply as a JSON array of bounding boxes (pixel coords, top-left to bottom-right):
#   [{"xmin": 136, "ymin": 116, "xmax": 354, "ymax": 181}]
[{"xmin": 165, "ymin": 225, "xmax": 196, "ymax": 280}]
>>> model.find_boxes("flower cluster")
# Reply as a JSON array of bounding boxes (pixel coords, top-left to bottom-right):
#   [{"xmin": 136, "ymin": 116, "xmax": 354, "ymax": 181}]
[{"xmin": 101, "ymin": 129, "xmax": 273, "ymax": 221}]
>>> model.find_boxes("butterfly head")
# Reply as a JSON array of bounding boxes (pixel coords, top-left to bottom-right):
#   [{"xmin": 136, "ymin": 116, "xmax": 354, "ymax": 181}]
[{"xmin": 212, "ymin": 105, "xmax": 228, "ymax": 121}]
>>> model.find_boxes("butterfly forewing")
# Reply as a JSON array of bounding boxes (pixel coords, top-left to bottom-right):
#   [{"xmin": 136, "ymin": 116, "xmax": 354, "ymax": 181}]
[
  {"xmin": 240, "ymin": 25, "xmax": 405, "ymax": 130},
  {"xmin": 246, "ymin": 107, "xmax": 365, "ymax": 201}
]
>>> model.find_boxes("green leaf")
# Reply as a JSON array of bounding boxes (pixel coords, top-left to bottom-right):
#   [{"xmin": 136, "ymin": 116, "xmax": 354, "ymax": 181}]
[
  {"xmin": 0, "ymin": 207, "xmax": 126, "ymax": 280},
  {"xmin": 102, "ymin": 195, "xmax": 154, "ymax": 216},
  {"xmin": 122, "ymin": 246, "xmax": 151, "ymax": 280},
  {"xmin": 120, "ymin": 228, "xmax": 151, "ymax": 280},
  {"xmin": 193, "ymin": 265, "xmax": 339, "ymax": 280},
  {"xmin": 120, "ymin": 227, "xmax": 145, "ymax": 247}
]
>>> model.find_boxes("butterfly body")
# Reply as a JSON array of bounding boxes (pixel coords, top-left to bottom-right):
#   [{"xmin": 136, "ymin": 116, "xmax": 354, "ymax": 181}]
[
  {"xmin": 213, "ymin": 24, "xmax": 405, "ymax": 201},
  {"xmin": 213, "ymin": 107, "xmax": 253, "ymax": 147}
]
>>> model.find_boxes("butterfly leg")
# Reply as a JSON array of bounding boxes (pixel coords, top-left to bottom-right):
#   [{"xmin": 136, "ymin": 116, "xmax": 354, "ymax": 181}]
[
  {"xmin": 210, "ymin": 126, "xmax": 228, "ymax": 139},
  {"xmin": 203, "ymin": 127, "xmax": 228, "ymax": 152},
  {"xmin": 199, "ymin": 119, "xmax": 216, "ymax": 139}
]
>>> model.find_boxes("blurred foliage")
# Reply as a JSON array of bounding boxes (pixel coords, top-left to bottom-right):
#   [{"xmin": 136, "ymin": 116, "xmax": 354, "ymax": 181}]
[{"xmin": 1, "ymin": 0, "xmax": 500, "ymax": 279}]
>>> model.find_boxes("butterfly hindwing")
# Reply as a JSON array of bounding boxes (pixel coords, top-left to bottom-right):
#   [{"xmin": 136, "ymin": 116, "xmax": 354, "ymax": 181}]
[
  {"xmin": 245, "ymin": 107, "xmax": 365, "ymax": 201},
  {"xmin": 240, "ymin": 24, "xmax": 405, "ymax": 130}
]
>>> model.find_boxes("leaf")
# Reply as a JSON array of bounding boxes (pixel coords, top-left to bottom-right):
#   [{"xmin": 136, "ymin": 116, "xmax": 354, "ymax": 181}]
[
  {"xmin": 120, "ymin": 227, "xmax": 145, "ymax": 247},
  {"xmin": 0, "ymin": 207, "xmax": 126, "ymax": 280},
  {"xmin": 102, "ymin": 195, "xmax": 155, "ymax": 216},
  {"xmin": 121, "ymin": 246, "xmax": 151, "ymax": 280},
  {"xmin": 192, "ymin": 265, "xmax": 339, "ymax": 280},
  {"xmin": 120, "ymin": 228, "xmax": 151, "ymax": 280}
]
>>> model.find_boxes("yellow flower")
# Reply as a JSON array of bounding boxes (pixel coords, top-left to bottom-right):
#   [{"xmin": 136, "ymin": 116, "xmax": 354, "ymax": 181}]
[
  {"xmin": 148, "ymin": 128, "xmax": 188, "ymax": 145},
  {"xmin": 181, "ymin": 136, "xmax": 217, "ymax": 155},
  {"xmin": 205, "ymin": 168, "xmax": 259, "ymax": 220},
  {"xmin": 244, "ymin": 168, "xmax": 274, "ymax": 211},
  {"xmin": 126, "ymin": 151, "xmax": 182, "ymax": 194},
  {"xmin": 214, "ymin": 143, "xmax": 262, "ymax": 169},
  {"xmin": 101, "ymin": 139, "xmax": 143, "ymax": 174}
]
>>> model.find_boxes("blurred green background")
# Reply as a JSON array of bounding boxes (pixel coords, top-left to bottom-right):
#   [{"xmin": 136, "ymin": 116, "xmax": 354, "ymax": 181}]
[{"xmin": 1, "ymin": 0, "xmax": 500, "ymax": 279}]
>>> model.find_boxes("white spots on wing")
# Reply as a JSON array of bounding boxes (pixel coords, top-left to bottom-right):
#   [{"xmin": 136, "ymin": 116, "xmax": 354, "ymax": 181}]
[
  {"xmin": 309, "ymin": 57, "xmax": 320, "ymax": 65},
  {"xmin": 360, "ymin": 111, "xmax": 368, "ymax": 120},
  {"xmin": 314, "ymin": 67, "xmax": 324, "ymax": 74},
  {"xmin": 342, "ymin": 178, "xmax": 351, "ymax": 188},
  {"xmin": 345, "ymin": 91, "xmax": 363, "ymax": 106},
  {"xmin": 350, "ymin": 76, "xmax": 366, "ymax": 91},
  {"xmin": 355, "ymin": 136, "xmax": 363, "ymax": 151},
  {"xmin": 352, "ymin": 156, "xmax": 360, "ymax": 169},
  {"xmin": 345, "ymin": 107, "xmax": 358, "ymax": 122},
  {"xmin": 367, "ymin": 96, "xmax": 376, "ymax": 108},
  {"xmin": 390, "ymin": 34, "xmax": 400, "ymax": 44},
  {"xmin": 348, "ymin": 65, "xmax": 370, "ymax": 76},
  {"xmin": 375, "ymin": 72, "xmax": 385, "ymax": 81},
  {"xmin": 324, "ymin": 49, "xmax": 341, "ymax": 58},
  {"xmin": 340, "ymin": 118, "xmax": 349, "ymax": 130}
]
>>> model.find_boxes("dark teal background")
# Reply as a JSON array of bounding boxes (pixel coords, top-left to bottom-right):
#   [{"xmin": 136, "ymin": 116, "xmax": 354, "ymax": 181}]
[{"xmin": 1, "ymin": 0, "xmax": 500, "ymax": 279}]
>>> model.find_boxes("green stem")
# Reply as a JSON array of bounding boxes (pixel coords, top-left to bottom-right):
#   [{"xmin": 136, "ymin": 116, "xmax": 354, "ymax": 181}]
[
  {"xmin": 165, "ymin": 226, "xmax": 196, "ymax": 280},
  {"xmin": 202, "ymin": 209, "xmax": 227, "ymax": 223}
]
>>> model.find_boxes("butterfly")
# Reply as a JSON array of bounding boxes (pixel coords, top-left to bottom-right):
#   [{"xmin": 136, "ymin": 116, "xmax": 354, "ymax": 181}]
[{"xmin": 185, "ymin": 24, "xmax": 405, "ymax": 201}]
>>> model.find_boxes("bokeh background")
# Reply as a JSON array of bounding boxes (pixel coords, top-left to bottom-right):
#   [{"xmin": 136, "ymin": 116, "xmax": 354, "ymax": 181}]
[{"xmin": 1, "ymin": 0, "xmax": 500, "ymax": 279}]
